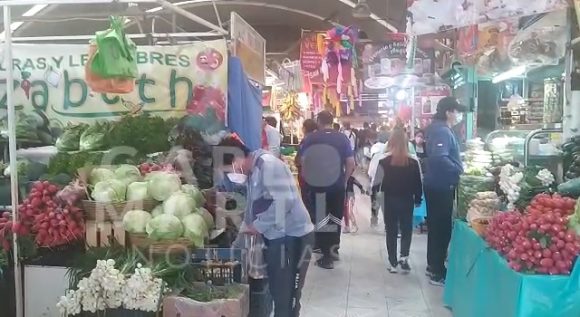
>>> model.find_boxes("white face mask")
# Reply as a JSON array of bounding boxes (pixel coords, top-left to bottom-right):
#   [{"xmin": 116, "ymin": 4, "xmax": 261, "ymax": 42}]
[
  {"xmin": 226, "ymin": 164, "xmax": 247, "ymax": 184},
  {"xmin": 455, "ymin": 112, "xmax": 464, "ymax": 125}
]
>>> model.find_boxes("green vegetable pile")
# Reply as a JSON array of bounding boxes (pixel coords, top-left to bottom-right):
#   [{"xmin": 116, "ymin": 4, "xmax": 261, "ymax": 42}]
[
  {"xmin": 457, "ymin": 175, "xmax": 496, "ymax": 219},
  {"xmin": 562, "ymin": 136, "xmax": 580, "ymax": 181},
  {"xmin": 569, "ymin": 198, "xmax": 580, "ymax": 235},
  {"xmin": 55, "ymin": 124, "xmax": 89, "ymax": 151},
  {"xmin": 121, "ymin": 170, "xmax": 211, "ymax": 247}
]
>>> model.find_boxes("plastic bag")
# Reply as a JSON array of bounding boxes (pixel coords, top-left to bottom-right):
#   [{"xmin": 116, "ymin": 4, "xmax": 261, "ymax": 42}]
[
  {"xmin": 85, "ymin": 43, "xmax": 135, "ymax": 93},
  {"xmin": 508, "ymin": 11, "xmax": 567, "ymax": 66},
  {"xmin": 91, "ymin": 16, "xmax": 138, "ymax": 79}
]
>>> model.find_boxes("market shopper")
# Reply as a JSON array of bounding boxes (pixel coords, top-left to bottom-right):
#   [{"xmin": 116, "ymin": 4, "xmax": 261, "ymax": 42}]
[
  {"xmin": 299, "ymin": 110, "xmax": 356, "ymax": 269},
  {"xmin": 262, "ymin": 116, "xmax": 282, "ymax": 157},
  {"xmin": 423, "ymin": 97, "xmax": 465, "ymax": 286},
  {"xmin": 342, "ymin": 122, "xmax": 357, "ymax": 153},
  {"xmin": 372, "ymin": 128, "xmax": 423, "ymax": 273},
  {"xmin": 218, "ymin": 137, "xmax": 315, "ymax": 317}
]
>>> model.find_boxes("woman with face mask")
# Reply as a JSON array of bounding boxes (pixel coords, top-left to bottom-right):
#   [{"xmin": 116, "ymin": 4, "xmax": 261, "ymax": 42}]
[
  {"xmin": 218, "ymin": 137, "xmax": 315, "ymax": 317},
  {"xmin": 423, "ymin": 97, "xmax": 466, "ymax": 287}
]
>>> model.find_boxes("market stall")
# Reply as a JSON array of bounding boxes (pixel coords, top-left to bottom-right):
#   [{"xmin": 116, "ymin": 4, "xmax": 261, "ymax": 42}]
[
  {"xmin": 406, "ymin": 1, "xmax": 580, "ymax": 316},
  {"xmin": 0, "ymin": 1, "xmax": 268, "ymax": 317}
]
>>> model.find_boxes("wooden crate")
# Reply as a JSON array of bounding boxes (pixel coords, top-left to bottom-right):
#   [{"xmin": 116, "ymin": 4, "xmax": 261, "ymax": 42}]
[{"xmin": 85, "ymin": 220, "xmax": 126, "ymax": 247}]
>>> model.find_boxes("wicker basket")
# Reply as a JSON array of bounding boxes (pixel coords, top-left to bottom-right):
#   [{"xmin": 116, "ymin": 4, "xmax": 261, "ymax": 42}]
[
  {"xmin": 470, "ymin": 219, "xmax": 489, "ymax": 236},
  {"xmin": 82, "ymin": 199, "xmax": 157, "ymax": 221},
  {"xmin": 128, "ymin": 233, "xmax": 194, "ymax": 254}
]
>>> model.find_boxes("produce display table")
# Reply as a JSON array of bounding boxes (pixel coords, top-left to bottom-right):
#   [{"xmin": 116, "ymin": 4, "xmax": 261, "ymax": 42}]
[{"xmin": 444, "ymin": 220, "xmax": 580, "ymax": 317}]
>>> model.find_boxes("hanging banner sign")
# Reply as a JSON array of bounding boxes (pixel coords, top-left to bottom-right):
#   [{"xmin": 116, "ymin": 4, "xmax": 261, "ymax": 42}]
[
  {"xmin": 231, "ymin": 12, "xmax": 266, "ymax": 85},
  {"xmin": 407, "ymin": 0, "xmax": 569, "ymax": 35},
  {"xmin": 0, "ymin": 41, "xmax": 228, "ymax": 129},
  {"xmin": 359, "ymin": 34, "xmax": 434, "ymax": 91},
  {"xmin": 299, "ymin": 30, "xmax": 326, "ymax": 85}
]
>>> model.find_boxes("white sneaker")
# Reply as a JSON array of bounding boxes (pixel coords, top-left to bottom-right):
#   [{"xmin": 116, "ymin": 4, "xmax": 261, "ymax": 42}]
[
  {"xmin": 399, "ymin": 257, "xmax": 411, "ymax": 274},
  {"xmin": 388, "ymin": 264, "xmax": 398, "ymax": 274}
]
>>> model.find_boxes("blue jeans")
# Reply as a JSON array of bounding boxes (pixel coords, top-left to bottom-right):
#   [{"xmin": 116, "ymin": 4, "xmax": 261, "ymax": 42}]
[{"xmin": 264, "ymin": 233, "xmax": 314, "ymax": 317}]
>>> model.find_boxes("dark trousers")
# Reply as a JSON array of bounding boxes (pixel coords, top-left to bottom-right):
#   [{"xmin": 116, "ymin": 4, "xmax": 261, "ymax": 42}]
[
  {"xmin": 383, "ymin": 195, "xmax": 414, "ymax": 266},
  {"xmin": 371, "ymin": 191, "xmax": 379, "ymax": 218},
  {"xmin": 425, "ymin": 188, "xmax": 455, "ymax": 278},
  {"xmin": 308, "ymin": 189, "xmax": 345, "ymax": 256},
  {"xmin": 264, "ymin": 233, "xmax": 313, "ymax": 317}
]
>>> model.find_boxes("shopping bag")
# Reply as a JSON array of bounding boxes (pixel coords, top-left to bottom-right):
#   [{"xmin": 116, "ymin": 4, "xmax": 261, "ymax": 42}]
[
  {"xmin": 247, "ymin": 235, "xmax": 267, "ymax": 279},
  {"xmin": 91, "ymin": 16, "xmax": 138, "ymax": 79},
  {"xmin": 85, "ymin": 43, "xmax": 135, "ymax": 94}
]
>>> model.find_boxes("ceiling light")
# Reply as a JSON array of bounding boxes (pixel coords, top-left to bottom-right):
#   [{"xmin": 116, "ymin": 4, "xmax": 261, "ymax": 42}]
[
  {"xmin": 22, "ymin": 4, "xmax": 48, "ymax": 17},
  {"xmin": 492, "ymin": 66, "xmax": 527, "ymax": 84},
  {"xmin": 395, "ymin": 89, "xmax": 408, "ymax": 101},
  {"xmin": 352, "ymin": 0, "xmax": 371, "ymax": 19},
  {"xmin": 0, "ymin": 5, "xmax": 47, "ymax": 41}
]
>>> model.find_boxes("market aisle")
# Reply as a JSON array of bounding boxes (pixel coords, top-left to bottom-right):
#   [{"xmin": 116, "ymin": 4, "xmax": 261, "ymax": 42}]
[{"xmin": 299, "ymin": 186, "xmax": 452, "ymax": 317}]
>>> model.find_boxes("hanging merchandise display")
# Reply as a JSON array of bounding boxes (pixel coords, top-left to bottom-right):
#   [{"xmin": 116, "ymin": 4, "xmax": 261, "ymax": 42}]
[
  {"xmin": 508, "ymin": 10, "xmax": 568, "ymax": 67},
  {"xmin": 90, "ymin": 17, "xmax": 138, "ymax": 80},
  {"xmin": 85, "ymin": 43, "xmax": 135, "ymax": 94},
  {"xmin": 230, "ymin": 12, "xmax": 266, "ymax": 85},
  {"xmin": 407, "ymin": 0, "xmax": 569, "ymax": 36},
  {"xmin": 299, "ymin": 28, "xmax": 359, "ymax": 116},
  {"xmin": 279, "ymin": 92, "xmax": 301, "ymax": 122}
]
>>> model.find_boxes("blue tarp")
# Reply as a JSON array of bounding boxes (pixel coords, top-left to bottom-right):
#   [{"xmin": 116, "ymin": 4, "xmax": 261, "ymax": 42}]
[
  {"xmin": 444, "ymin": 220, "xmax": 580, "ymax": 317},
  {"xmin": 227, "ymin": 57, "xmax": 262, "ymax": 151}
]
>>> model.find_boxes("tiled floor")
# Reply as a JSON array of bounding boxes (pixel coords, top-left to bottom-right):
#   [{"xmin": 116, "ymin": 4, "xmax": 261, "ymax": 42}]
[{"xmin": 300, "ymin": 185, "xmax": 453, "ymax": 317}]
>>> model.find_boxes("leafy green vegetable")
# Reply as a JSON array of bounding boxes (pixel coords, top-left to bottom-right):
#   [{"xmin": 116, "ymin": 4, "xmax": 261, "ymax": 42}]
[
  {"xmin": 163, "ymin": 191, "xmax": 196, "ymax": 219},
  {"xmin": 89, "ymin": 167, "xmax": 115, "ymax": 185},
  {"xmin": 55, "ymin": 124, "xmax": 88, "ymax": 151},
  {"xmin": 126, "ymin": 181, "xmax": 151, "ymax": 201},
  {"xmin": 181, "ymin": 184, "xmax": 205, "ymax": 207},
  {"xmin": 47, "ymin": 152, "xmax": 105, "ymax": 177},
  {"xmin": 114, "ymin": 164, "xmax": 142, "ymax": 185},
  {"xmin": 79, "ymin": 121, "xmax": 111, "ymax": 151},
  {"xmin": 122, "ymin": 209, "xmax": 152, "ymax": 234},
  {"xmin": 91, "ymin": 179, "xmax": 127, "ymax": 202},
  {"xmin": 151, "ymin": 205, "xmax": 164, "ymax": 218},
  {"xmin": 146, "ymin": 214, "xmax": 184, "ymax": 240},
  {"xmin": 182, "ymin": 213, "xmax": 208, "ymax": 247},
  {"xmin": 147, "ymin": 172, "xmax": 181, "ymax": 201},
  {"xmin": 108, "ymin": 114, "xmax": 177, "ymax": 155}
]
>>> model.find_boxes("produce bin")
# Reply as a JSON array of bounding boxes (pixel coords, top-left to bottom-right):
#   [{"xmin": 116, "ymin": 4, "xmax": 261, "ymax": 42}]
[
  {"xmin": 444, "ymin": 221, "xmax": 580, "ymax": 317},
  {"xmin": 163, "ymin": 284, "xmax": 250, "ymax": 317}
]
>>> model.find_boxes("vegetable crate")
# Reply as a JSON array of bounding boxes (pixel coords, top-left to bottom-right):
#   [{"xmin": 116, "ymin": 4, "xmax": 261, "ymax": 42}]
[{"xmin": 85, "ymin": 220, "xmax": 126, "ymax": 248}]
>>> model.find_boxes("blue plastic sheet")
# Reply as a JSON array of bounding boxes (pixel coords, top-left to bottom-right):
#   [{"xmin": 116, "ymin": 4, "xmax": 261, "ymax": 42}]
[
  {"xmin": 227, "ymin": 57, "xmax": 263, "ymax": 151},
  {"xmin": 444, "ymin": 221, "xmax": 580, "ymax": 317},
  {"xmin": 413, "ymin": 196, "xmax": 426, "ymax": 228}
]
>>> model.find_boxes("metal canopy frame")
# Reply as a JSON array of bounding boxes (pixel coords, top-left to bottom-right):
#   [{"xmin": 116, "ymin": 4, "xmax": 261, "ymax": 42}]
[{"xmin": 1, "ymin": 1, "xmax": 227, "ymax": 317}]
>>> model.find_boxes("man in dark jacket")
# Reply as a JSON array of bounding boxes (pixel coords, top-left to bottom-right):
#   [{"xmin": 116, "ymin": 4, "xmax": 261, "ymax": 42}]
[{"xmin": 424, "ymin": 97, "xmax": 465, "ymax": 286}]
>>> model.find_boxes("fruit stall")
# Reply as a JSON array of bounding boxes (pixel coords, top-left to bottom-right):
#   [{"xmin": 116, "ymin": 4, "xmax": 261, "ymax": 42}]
[{"xmin": 0, "ymin": 2, "xmax": 267, "ymax": 317}]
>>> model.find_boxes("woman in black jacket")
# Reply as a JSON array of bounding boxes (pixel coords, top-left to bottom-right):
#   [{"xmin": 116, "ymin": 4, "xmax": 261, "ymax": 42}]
[{"xmin": 373, "ymin": 128, "xmax": 423, "ymax": 274}]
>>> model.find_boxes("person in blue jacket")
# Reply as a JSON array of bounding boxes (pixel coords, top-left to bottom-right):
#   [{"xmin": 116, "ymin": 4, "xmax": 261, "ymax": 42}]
[{"xmin": 424, "ymin": 97, "xmax": 466, "ymax": 286}]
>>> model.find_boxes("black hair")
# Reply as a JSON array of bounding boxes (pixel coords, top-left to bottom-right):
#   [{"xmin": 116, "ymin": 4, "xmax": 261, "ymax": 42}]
[
  {"xmin": 333, "ymin": 123, "xmax": 340, "ymax": 131},
  {"xmin": 433, "ymin": 110, "xmax": 448, "ymax": 121},
  {"xmin": 317, "ymin": 110, "xmax": 334, "ymax": 126},
  {"xmin": 302, "ymin": 119, "xmax": 318, "ymax": 134},
  {"xmin": 363, "ymin": 122, "xmax": 370, "ymax": 129},
  {"xmin": 264, "ymin": 116, "xmax": 277, "ymax": 127},
  {"xmin": 217, "ymin": 136, "xmax": 250, "ymax": 165}
]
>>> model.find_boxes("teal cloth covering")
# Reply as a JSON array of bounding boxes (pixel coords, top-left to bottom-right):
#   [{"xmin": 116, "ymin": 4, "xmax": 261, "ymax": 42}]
[{"xmin": 444, "ymin": 220, "xmax": 580, "ymax": 317}]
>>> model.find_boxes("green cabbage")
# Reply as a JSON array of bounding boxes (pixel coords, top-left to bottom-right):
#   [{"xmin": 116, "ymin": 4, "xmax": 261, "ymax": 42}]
[
  {"xmin": 198, "ymin": 207, "xmax": 214, "ymax": 229},
  {"xmin": 182, "ymin": 213, "xmax": 208, "ymax": 247},
  {"xmin": 151, "ymin": 205, "xmax": 164, "ymax": 218},
  {"xmin": 122, "ymin": 209, "xmax": 152, "ymax": 234},
  {"xmin": 89, "ymin": 168, "xmax": 115, "ymax": 185},
  {"xmin": 146, "ymin": 214, "xmax": 184, "ymax": 240},
  {"xmin": 126, "ymin": 181, "xmax": 150, "ymax": 201},
  {"xmin": 91, "ymin": 179, "xmax": 127, "ymax": 202},
  {"xmin": 181, "ymin": 184, "xmax": 205, "ymax": 207},
  {"xmin": 147, "ymin": 172, "xmax": 181, "ymax": 201},
  {"xmin": 115, "ymin": 164, "xmax": 142, "ymax": 184},
  {"xmin": 163, "ymin": 191, "xmax": 196, "ymax": 219}
]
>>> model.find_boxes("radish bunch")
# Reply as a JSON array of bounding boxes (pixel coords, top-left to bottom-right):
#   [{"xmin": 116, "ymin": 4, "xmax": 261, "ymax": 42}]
[
  {"xmin": 0, "ymin": 211, "xmax": 21, "ymax": 251},
  {"xmin": 484, "ymin": 193, "xmax": 580, "ymax": 275},
  {"xmin": 19, "ymin": 181, "xmax": 85, "ymax": 248},
  {"xmin": 138, "ymin": 163, "xmax": 173, "ymax": 176}
]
